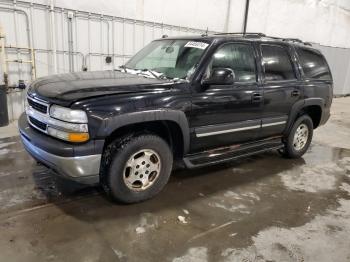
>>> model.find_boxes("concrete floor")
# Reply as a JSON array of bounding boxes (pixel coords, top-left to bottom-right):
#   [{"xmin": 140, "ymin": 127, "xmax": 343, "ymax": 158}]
[{"xmin": 0, "ymin": 97, "xmax": 350, "ymax": 262}]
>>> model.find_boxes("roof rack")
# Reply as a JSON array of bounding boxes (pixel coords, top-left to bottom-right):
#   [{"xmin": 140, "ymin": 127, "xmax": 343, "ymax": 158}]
[
  {"xmin": 281, "ymin": 38, "xmax": 312, "ymax": 46},
  {"xmin": 212, "ymin": 32, "xmax": 312, "ymax": 46},
  {"xmin": 213, "ymin": 32, "xmax": 266, "ymax": 38}
]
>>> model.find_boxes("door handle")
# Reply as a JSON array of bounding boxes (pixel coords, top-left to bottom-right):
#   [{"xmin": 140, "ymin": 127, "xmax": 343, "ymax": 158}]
[
  {"xmin": 252, "ymin": 93, "xmax": 263, "ymax": 103},
  {"xmin": 291, "ymin": 90, "xmax": 300, "ymax": 97}
]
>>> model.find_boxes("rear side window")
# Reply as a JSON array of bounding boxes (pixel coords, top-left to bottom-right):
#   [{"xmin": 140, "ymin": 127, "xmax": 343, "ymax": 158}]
[
  {"xmin": 296, "ymin": 48, "xmax": 332, "ymax": 80},
  {"xmin": 261, "ymin": 45, "xmax": 296, "ymax": 81}
]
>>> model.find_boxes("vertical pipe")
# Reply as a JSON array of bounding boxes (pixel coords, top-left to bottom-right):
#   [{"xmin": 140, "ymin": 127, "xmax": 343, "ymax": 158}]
[
  {"xmin": 0, "ymin": 25, "xmax": 8, "ymax": 86},
  {"xmin": 112, "ymin": 18, "xmax": 115, "ymax": 69},
  {"xmin": 87, "ymin": 13, "xmax": 91, "ymax": 70},
  {"xmin": 29, "ymin": 3, "xmax": 36, "ymax": 79},
  {"xmin": 49, "ymin": 0, "xmax": 57, "ymax": 74},
  {"xmin": 67, "ymin": 11, "xmax": 74, "ymax": 72},
  {"xmin": 122, "ymin": 18, "xmax": 125, "ymax": 64},
  {"xmin": 61, "ymin": 8, "xmax": 65, "ymax": 73},
  {"xmin": 13, "ymin": 0, "xmax": 24, "ymax": 118},
  {"xmin": 100, "ymin": 15, "xmax": 103, "ymax": 70},
  {"xmin": 243, "ymin": 0, "xmax": 250, "ymax": 34},
  {"xmin": 104, "ymin": 19, "xmax": 110, "ymax": 57},
  {"xmin": 224, "ymin": 0, "xmax": 232, "ymax": 33},
  {"xmin": 74, "ymin": 12, "xmax": 78, "ymax": 71},
  {"xmin": 133, "ymin": 20, "xmax": 136, "ymax": 55},
  {"xmin": 13, "ymin": 1, "xmax": 22, "ymax": 83}
]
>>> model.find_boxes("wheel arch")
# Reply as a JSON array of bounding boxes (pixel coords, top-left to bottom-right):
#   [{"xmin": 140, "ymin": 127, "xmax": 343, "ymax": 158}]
[
  {"xmin": 285, "ymin": 98, "xmax": 324, "ymax": 135},
  {"xmin": 100, "ymin": 110, "xmax": 190, "ymax": 158}
]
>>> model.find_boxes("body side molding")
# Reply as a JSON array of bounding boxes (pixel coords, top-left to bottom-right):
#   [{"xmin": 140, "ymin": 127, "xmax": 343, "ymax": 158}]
[
  {"xmin": 195, "ymin": 116, "xmax": 289, "ymax": 138},
  {"xmin": 195, "ymin": 119, "xmax": 261, "ymax": 138}
]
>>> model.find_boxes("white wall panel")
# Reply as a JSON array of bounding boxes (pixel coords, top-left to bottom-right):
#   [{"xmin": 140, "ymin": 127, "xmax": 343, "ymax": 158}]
[
  {"xmin": 1, "ymin": 0, "xmax": 350, "ymax": 122},
  {"xmin": 0, "ymin": 0, "xmax": 213, "ymax": 121},
  {"xmin": 244, "ymin": 0, "xmax": 350, "ymax": 48},
  {"xmin": 315, "ymin": 43, "xmax": 350, "ymax": 95},
  {"xmin": 23, "ymin": 0, "xmax": 231, "ymax": 32}
]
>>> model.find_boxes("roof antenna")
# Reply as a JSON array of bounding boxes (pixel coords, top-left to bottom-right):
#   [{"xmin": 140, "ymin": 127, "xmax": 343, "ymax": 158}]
[{"xmin": 201, "ymin": 27, "xmax": 208, "ymax": 37}]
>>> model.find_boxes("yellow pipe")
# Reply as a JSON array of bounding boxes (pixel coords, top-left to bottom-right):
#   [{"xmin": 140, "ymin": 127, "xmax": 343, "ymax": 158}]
[{"xmin": 0, "ymin": 24, "xmax": 8, "ymax": 87}]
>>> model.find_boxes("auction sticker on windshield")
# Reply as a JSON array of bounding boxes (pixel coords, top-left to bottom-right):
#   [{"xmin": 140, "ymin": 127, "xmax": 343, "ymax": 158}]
[{"xmin": 184, "ymin": 41, "xmax": 209, "ymax": 49}]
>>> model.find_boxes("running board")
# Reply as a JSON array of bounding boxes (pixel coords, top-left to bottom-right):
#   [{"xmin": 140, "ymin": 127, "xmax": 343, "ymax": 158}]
[{"xmin": 183, "ymin": 137, "xmax": 284, "ymax": 168}]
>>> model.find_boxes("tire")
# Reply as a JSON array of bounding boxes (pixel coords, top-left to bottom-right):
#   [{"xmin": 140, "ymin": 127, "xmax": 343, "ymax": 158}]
[
  {"xmin": 279, "ymin": 115, "xmax": 313, "ymax": 158},
  {"xmin": 100, "ymin": 134, "xmax": 173, "ymax": 203}
]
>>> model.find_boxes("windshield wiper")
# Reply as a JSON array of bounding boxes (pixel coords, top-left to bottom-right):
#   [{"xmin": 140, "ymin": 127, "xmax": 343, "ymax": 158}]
[
  {"xmin": 141, "ymin": 69, "xmax": 160, "ymax": 79},
  {"xmin": 116, "ymin": 66, "xmax": 171, "ymax": 80},
  {"xmin": 116, "ymin": 65, "xmax": 133, "ymax": 72},
  {"xmin": 140, "ymin": 69, "xmax": 169, "ymax": 80}
]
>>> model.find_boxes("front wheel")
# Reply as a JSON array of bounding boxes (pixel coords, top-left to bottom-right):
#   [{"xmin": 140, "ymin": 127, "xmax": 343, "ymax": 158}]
[
  {"xmin": 100, "ymin": 134, "xmax": 173, "ymax": 203},
  {"xmin": 279, "ymin": 115, "xmax": 313, "ymax": 158}
]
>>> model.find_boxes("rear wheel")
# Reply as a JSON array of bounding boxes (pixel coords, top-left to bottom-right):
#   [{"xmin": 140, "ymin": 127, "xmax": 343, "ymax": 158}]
[
  {"xmin": 100, "ymin": 134, "xmax": 173, "ymax": 203},
  {"xmin": 279, "ymin": 115, "xmax": 313, "ymax": 158}
]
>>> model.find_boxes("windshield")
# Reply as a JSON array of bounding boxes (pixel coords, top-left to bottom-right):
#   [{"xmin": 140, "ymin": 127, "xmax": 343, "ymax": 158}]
[{"xmin": 125, "ymin": 39, "xmax": 210, "ymax": 79}]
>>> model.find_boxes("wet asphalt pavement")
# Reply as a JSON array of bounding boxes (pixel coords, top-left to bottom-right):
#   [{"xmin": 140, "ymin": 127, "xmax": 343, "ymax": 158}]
[{"xmin": 0, "ymin": 97, "xmax": 350, "ymax": 262}]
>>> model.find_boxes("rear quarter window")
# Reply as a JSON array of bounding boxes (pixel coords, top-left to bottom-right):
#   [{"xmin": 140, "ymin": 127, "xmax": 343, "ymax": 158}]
[{"xmin": 296, "ymin": 48, "xmax": 332, "ymax": 80}]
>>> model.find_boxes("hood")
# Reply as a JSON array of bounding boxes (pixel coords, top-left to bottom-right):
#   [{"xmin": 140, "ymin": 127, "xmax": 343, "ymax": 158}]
[{"xmin": 27, "ymin": 70, "xmax": 172, "ymax": 105}]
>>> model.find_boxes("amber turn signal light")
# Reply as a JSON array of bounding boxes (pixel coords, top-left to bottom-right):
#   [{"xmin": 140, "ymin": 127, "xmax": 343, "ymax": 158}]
[{"xmin": 68, "ymin": 132, "xmax": 90, "ymax": 142}]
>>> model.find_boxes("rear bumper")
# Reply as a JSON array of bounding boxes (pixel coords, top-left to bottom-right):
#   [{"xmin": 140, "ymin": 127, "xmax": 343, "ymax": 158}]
[{"xmin": 19, "ymin": 113, "xmax": 101, "ymax": 184}]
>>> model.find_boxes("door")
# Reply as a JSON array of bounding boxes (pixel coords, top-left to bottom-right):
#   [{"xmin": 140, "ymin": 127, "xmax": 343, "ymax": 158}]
[
  {"xmin": 258, "ymin": 43, "xmax": 303, "ymax": 138},
  {"xmin": 190, "ymin": 42, "xmax": 263, "ymax": 152}
]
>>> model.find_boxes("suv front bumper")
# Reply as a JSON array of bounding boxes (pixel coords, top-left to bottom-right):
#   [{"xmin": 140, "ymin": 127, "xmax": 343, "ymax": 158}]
[{"xmin": 18, "ymin": 113, "xmax": 102, "ymax": 184}]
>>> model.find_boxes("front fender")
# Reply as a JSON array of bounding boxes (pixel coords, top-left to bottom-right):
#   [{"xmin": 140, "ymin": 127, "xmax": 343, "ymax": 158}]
[{"xmin": 98, "ymin": 109, "xmax": 190, "ymax": 154}]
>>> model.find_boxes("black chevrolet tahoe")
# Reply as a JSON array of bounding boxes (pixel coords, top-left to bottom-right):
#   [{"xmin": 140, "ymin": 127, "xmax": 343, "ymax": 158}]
[{"xmin": 19, "ymin": 33, "xmax": 333, "ymax": 203}]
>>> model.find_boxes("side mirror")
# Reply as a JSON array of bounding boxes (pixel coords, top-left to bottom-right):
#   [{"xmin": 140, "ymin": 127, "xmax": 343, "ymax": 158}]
[{"xmin": 202, "ymin": 68, "xmax": 235, "ymax": 86}]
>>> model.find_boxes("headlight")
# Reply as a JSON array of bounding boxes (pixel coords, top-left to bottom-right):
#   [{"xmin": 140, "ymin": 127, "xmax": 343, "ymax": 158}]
[
  {"xmin": 50, "ymin": 104, "xmax": 88, "ymax": 123},
  {"xmin": 48, "ymin": 105, "xmax": 89, "ymax": 142}
]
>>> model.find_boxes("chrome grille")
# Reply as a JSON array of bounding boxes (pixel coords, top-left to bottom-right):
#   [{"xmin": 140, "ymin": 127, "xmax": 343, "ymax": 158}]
[
  {"xmin": 27, "ymin": 97, "xmax": 48, "ymax": 114},
  {"xmin": 26, "ymin": 96, "xmax": 49, "ymax": 134},
  {"xmin": 28, "ymin": 116, "xmax": 47, "ymax": 131}
]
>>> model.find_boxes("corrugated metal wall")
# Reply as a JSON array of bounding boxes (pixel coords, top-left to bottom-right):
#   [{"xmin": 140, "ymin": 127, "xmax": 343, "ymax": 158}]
[
  {"xmin": 315, "ymin": 44, "xmax": 350, "ymax": 96},
  {"xmin": 0, "ymin": 0, "xmax": 349, "ymax": 123},
  {"xmin": 245, "ymin": 0, "xmax": 350, "ymax": 49},
  {"xmin": 0, "ymin": 1, "xmax": 216, "ymax": 121}
]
